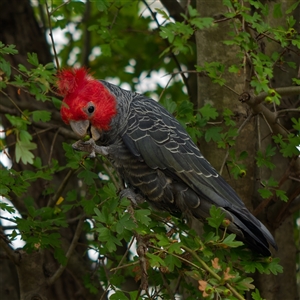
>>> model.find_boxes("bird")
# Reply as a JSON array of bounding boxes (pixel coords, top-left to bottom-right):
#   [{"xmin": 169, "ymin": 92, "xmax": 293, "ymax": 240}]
[{"xmin": 57, "ymin": 67, "xmax": 277, "ymax": 256}]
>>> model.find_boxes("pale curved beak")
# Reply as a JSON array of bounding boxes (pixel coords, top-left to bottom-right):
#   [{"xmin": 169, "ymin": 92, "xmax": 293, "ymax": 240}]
[{"xmin": 69, "ymin": 120, "xmax": 101, "ymax": 141}]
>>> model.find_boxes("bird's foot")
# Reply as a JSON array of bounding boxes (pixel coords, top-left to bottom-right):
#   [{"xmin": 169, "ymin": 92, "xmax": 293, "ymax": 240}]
[
  {"xmin": 72, "ymin": 138, "xmax": 109, "ymax": 157},
  {"xmin": 119, "ymin": 188, "xmax": 145, "ymax": 206}
]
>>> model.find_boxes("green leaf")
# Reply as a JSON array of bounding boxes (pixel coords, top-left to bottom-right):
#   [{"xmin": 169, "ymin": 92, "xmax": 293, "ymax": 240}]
[
  {"xmin": 0, "ymin": 185, "xmax": 10, "ymax": 197},
  {"xmin": 258, "ymin": 188, "xmax": 273, "ymax": 199},
  {"xmin": 267, "ymin": 257, "xmax": 283, "ymax": 275},
  {"xmin": 91, "ymin": 0, "xmax": 109, "ymax": 11},
  {"xmin": 256, "ymin": 145, "xmax": 276, "ymax": 170},
  {"xmin": 5, "ymin": 114, "xmax": 29, "ymax": 129},
  {"xmin": 188, "ymin": 5, "xmax": 199, "ymax": 18},
  {"xmin": 291, "ymin": 117, "xmax": 300, "ymax": 131},
  {"xmin": 190, "ymin": 17, "xmax": 214, "ymax": 30},
  {"xmin": 273, "ymin": 3, "xmax": 282, "ymax": 18},
  {"xmin": 82, "ymin": 273, "xmax": 99, "ymax": 294},
  {"xmin": 207, "ymin": 205, "xmax": 225, "ymax": 229},
  {"xmin": 0, "ymin": 57, "xmax": 11, "ymax": 77},
  {"xmin": 251, "ymin": 288, "xmax": 265, "ymax": 300},
  {"xmin": 204, "ymin": 126, "xmax": 222, "ymax": 142},
  {"xmin": 54, "ymin": 247, "xmax": 67, "ymax": 266},
  {"xmin": 15, "ymin": 141, "xmax": 37, "ymax": 164},
  {"xmin": 228, "ymin": 64, "xmax": 240, "ymax": 73},
  {"xmin": 94, "ymin": 207, "xmax": 107, "ymax": 223},
  {"xmin": 155, "ymin": 8, "xmax": 170, "ymax": 20},
  {"xmin": 96, "ymin": 227, "xmax": 122, "ymax": 252},
  {"xmin": 221, "ymin": 234, "xmax": 244, "ymax": 248},
  {"xmin": 0, "ymin": 202, "xmax": 16, "ymax": 214},
  {"xmin": 0, "ymin": 43, "xmax": 18, "ymax": 55},
  {"xmin": 239, "ymin": 151, "xmax": 248, "ymax": 160},
  {"xmin": 267, "ymin": 177, "xmax": 278, "ymax": 188},
  {"xmin": 115, "ymin": 213, "xmax": 136, "ymax": 234},
  {"xmin": 286, "ymin": 1, "xmax": 300, "ymax": 14},
  {"xmin": 19, "ymin": 130, "xmax": 32, "ymax": 143},
  {"xmin": 27, "ymin": 52, "xmax": 39, "ymax": 66},
  {"xmin": 101, "ymin": 182, "xmax": 117, "ymax": 198},
  {"xmin": 101, "ymin": 44, "xmax": 111, "ymax": 57},
  {"xmin": 81, "ymin": 198, "xmax": 97, "ymax": 215},
  {"xmin": 52, "ymin": 97, "xmax": 62, "ymax": 109},
  {"xmin": 146, "ymin": 252, "xmax": 166, "ymax": 268},
  {"xmin": 199, "ymin": 104, "xmax": 218, "ymax": 120},
  {"xmin": 237, "ymin": 277, "xmax": 255, "ymax": 291},
  {"xmin": 156, "ymin": 234, "xmax": 170, "ymax": 247},
  {"xmin": 275, "ymin": 189, "xmax": 288, "ymax": 202},
  {"xmin": 160, "ymin": 97, "xmax": 177, "ymax": 114},
  {"xmin": 78, "ymin": 170, "xmax": 98, "ymax": 185},
  {"xmin": 168, "ymin": 242, "xmax": 183, "ymax": 254},
  {"xmin": 32, "ymin": 110, "xmax": 51, "ymax": 122},
  {"xmin": 109, "ymin": 291, "xmax": 129, "ymax": 300},
  {"xmin": 134, "ymin": 209, "xmax": 152, "ymax": 226},
  {"xmin": 164, "ymin": 254, "xmax": 182, "ymax": 272},
  {"xmin": 292, "ymin": 78, "xmax": 300, "ymax": 85}
]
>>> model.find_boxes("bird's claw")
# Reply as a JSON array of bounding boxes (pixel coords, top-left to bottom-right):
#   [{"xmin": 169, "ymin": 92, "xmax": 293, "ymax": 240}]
[
  {"xmin": 119, "ymin": 188, "xmax": 145, "ymax": 206},
  {"xmin": 72, "ymin": 138, "xmax": 108, "ymax": 157}
]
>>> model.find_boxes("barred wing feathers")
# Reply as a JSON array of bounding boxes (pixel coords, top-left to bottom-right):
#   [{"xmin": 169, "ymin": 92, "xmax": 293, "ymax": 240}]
[{"xmin": 122, "ymin": 95, "xmax": 276, "ymax": 255}]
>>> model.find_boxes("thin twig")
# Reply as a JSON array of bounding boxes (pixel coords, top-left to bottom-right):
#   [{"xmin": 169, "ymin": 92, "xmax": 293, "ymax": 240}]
[
  {"xmin": 109, "ymin": 259, "xmax": 139, "ymax": 272},
  {"xmin": 159, "ymin": 74, "xmax": 174, "ymax": 101},
  {"xmin": 48, "ymin": 128, "xmax": 60, "ymax": 165},
  {"xmin": 0, "ymin": 216, "xmax": 17, "ymax": 223},
  {"xmin": 142, "ymin": 0, "xmax": 191, "ymax": 97},
  {"xmin": 289, "ymin": 175, "xmax": 300, "ymax": 183},
  {"xmin": 96, "ymin": 156, "xmax": 123, "ymax": 190},
  {"xmin": 0, "ymin": 90, "xmax": 25, "ymax": 116},
  {"xmin": 149, "ymin": 245, "xmax": 203, "ymax": 271},
  {"xmin": 219, "ymin": 113, "xmax": 253, "ymax": 175},
  {"xmin": 247, "ymin": 25, "xmax": 300, "ymax": 56},
  {"xmin": 160, "ymin": 272, "xmax": 175, "ymax": 300},
  {"xmin": 181, "ymin": 246, "xmax": 245, "ymax": 300},
  {"xmin": 109, "ymin": 237, "xmax": 136, "ymax": 273},
  {"xmin": 48, "ymin": 0, "xmax": 71, "ymax": 16},
  {"xmin": 159, "ymin": 70, "xmax": 239, "ymax": 101},
  {"xmin": 47, "ymin": 217, "xmax": 84, "ymax": 285},
  {"xmin": 253, "ymin": 86, "xmax": 300, "ymax": 105},
  {"xmin": 276, "ymin": 108, "xmax": 300, "ymax": 119},
  {"xmin": 47, "ymin": 169, "xmax": 75, "ymax": 207},
  {"xmin": 45, "ymin": 1, "xmax": 60, "ymax": 69}
]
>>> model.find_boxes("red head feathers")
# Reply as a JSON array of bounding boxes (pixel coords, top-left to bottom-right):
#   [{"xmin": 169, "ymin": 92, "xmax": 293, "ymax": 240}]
[{"xmin": 57, "ymin": 68, "xmax": 117, "ymax": 131}]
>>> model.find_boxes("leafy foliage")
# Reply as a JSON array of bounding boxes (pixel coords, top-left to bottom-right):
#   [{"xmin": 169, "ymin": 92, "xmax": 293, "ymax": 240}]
[{"xmin": 0, "ymin": 0, "xmax": 299, "ymax": 299}]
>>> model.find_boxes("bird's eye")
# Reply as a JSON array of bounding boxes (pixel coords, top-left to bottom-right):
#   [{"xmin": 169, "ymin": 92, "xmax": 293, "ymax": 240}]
[{"xmin": 87, "ymin": 105, "xmax": 95, "ymax": 114}]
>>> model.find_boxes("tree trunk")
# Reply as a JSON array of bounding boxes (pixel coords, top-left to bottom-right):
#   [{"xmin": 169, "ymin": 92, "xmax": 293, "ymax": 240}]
[
  {"xmin": 195, "ymin": 0, "xmax": 298, "ymax": 299},
  {"xmin": 0, "ymin": 0, "xmax": 104, "ymax": 299}
]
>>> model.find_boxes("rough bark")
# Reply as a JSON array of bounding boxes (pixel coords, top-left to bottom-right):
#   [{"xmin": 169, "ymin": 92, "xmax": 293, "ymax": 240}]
[
  {"xmin": 196, "ymin": 0, "xmax": 255, "ymax": 206},
  {"xmin": 251, "ymin": 2, "xmax": 300, "ymax": 299},
  {"xmin": 195, "ymin": 0, "xmax": 298, "ymax": 299},
  {"xmin": 0, "ymin": 0, "xmax": 104, "ymax": 299}
]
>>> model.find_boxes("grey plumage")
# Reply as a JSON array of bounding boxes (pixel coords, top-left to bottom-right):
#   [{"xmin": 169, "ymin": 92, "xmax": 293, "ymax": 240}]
[
  {"xmin": 67, "ymin": 78, "xmax": 277, "ymax": 256},
  {"xmin": 75, "ymin": 79, "xmax": 278, "ymax": 256}
]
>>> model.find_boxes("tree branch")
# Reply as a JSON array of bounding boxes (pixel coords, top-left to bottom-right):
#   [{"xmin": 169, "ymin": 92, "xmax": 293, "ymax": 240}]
[
  {"xmin": 253, "ymin": 86, "xmax": 300, "ymax": 105},
  {"xmin": 219, "ymin": 113, "xmax": 253, "ymax": 175},
  {"xmin": 160, "ymin": 0, "xmax": 185, "ymax": 22},
  {"xmin": 181, "ymin": 245, "xmax": 245, "ymax": 300},
  {"xmin": 0, "ymin": 103, "xmax": 78, "ymax": 141},
  {"xmin": 45, "ymin": 1, "xmax": 60, "ymax": 69},
  {"xmin": 47, "ymin": 169, "xmax": 76, "ymax": 207},
  {"xmin": 142, "ymin": 0, "xmax": 192, "ymax": 99},
  {"xmin": 0, "ymin": 235, "xmax": 19, "ymax": 265},
  {"xmin": 239, "ymin": 92, "xmax": 300, "ymax": 171},
  {"xmin": 47, "ymin": 216, "xmax": 85, "ymax": 286}
]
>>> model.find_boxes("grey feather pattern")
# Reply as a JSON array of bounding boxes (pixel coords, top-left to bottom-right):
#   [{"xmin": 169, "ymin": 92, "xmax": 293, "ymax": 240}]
[{"xmin": 98, "ymin": 81, "xmax": 277, "ymax": 256}]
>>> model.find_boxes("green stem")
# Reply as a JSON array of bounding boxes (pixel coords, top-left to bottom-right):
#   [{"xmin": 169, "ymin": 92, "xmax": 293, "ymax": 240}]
[{"xmin": 181, "ymin": 246, "xmax": 245, "ymax": 300}]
